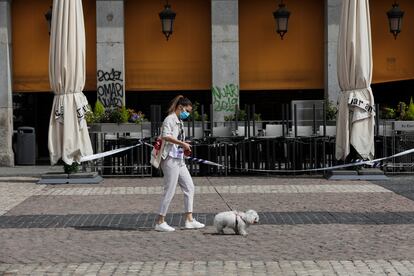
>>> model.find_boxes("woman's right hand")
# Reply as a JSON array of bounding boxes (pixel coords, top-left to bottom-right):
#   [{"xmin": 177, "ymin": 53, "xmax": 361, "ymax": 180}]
[{"xmin": 181, "ymin": 142, "xmax": 192, "ymax": 152}]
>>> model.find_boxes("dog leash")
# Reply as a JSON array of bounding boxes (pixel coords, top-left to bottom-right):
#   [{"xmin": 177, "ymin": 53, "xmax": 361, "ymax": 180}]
[
  {"xmin": 205, "ymin": 177, "xmax": 248, "ymax": 232},
  {"xmin": 141, "ymin": 140, "xmax": 235, "ymax": 212},
  {"xmin": 205, "ymin": 176, "xmax": 234, "ymax": 212}
]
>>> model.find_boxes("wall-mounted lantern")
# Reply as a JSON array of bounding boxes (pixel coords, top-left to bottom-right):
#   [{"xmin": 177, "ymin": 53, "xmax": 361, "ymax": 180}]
[
  {"xmin": 159, "ymin": 1, "xmax": 176, "ymax": 41},
  {"xmin": 387, "ymin": 1, "xmax": 404, "ymax": 39},
  {"xmin": 273, "ymin": 0, "xmax": 291, "ymax": 40}
]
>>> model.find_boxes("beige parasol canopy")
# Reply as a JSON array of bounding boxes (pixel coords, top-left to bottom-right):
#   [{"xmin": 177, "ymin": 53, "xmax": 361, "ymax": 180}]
[
  {"xmin": 335, "ymin": 0, "xmax": 375, "ymax": 161},
  {"xmin": 48, "ymin": 0, "xmax": 93, "ymax": 165}
]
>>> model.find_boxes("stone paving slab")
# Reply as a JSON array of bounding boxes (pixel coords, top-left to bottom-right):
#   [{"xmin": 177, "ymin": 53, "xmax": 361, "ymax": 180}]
[
  {"xmin": 0, "ymin": 176, "xmax": 39, "ymax": 182},
  {"xmin": 0, "ymin": 179, "xmax": 384, "ymax": 218},
  {"xmin": 1, "ymin": 225, "xmax": 414, "ymax": 263},
  {"xmin": 1, "ymin": 211, "xmax": 414, "ymax": 229},
  {"xmin": 1, "ymin": 176, "xmax": 414, "ymax": 275},
  {"xmin": 42, "ymin": 177, "xmax": 374, "ymax": 188},
  {"xmin": 0, "ymin": 165, "xmax": 62, "ymax": 177},
  {"xmin": 1, "ymin": 260, "xmax": 414, "ymax": 275},
  {"xmin": 374, "ymin": 178, "xmax": 414, "ymax": 203},
  {"xmin": 0, "ymin": 182, "xmax": 45, "ymax": 216},
  {"xmin": 6, "ymin": 191, "xmax": 413, "ymax": 215},
  {"xmin": 36, "ymin": 184, "xmax": 391, "ymax": 196}
]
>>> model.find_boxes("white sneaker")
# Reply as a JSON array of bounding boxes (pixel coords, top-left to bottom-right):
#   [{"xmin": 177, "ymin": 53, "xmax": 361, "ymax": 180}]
[
  {"xmin": 185, "ymin": 219, "xmax": 205, "ymax": 229},
  {"xmin": 155, "ymin": 222, "xmax": 175, "ymax": 232}
]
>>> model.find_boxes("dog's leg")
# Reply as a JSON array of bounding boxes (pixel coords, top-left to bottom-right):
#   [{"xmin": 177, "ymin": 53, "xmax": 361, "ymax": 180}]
[
  {"xmin": 214, "ymin": 219, "xmax": 225, "ymax": 234},
  {"xmin": 216, "ymin": 223, "xmax": 224, "ymax": 234},
  {"xmin": 238, "ymin": 224, "xmax": 248, "ymax": 236}
]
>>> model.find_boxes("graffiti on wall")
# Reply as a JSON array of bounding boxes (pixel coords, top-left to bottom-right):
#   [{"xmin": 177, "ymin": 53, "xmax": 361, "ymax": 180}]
[
  {"xmin": 97, "ymin": 69, "xmax": 124, "ymax": 108},
  {"xmin": 212, "ymin": 84, "xmax": 239, "ymax": 112}
]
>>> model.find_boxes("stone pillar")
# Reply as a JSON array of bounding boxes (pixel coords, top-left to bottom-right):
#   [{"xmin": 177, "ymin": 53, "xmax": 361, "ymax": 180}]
[
  {"xmin": 96, "ymin": 0, "xmax": 125, "ymax": 109},
  {"xmin": 211, "ymin": 0, "xmax": 240, "ymax": 122},
  {"xmin": 325, "ymin": 0, "xmax": 341, "ymax": 104},
  {"xmin": 0, "ymin": 0, "xmax": 14, "ymax": 166}
]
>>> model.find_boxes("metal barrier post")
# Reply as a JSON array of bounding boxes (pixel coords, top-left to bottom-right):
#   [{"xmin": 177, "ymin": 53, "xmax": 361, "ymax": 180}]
[
  {"xmin": 322, "ymin": 102, "xmax": 327, "ymax": 177},
  {"xmin": 312, "ymin": 104, "xmax": 316, "ymax": 135},
  {"xmin": 224, "ymin": 143, "xmax": 228, "ymax": 176},
  {"xmin": 282, "ymin": 104, "xmax": 286, "ymax": 136},
  {"xmin": 286, "ymin": 103, "xmax": 290, "ymax": 136},
  {"xmin": 210, "ymin": 104, "xmax": 214, "ymax": 137},
  {"xmin": 375, "ymin": 104, "xmax": 380, "ymax": 136},
  {"xmin": 252, "ymin": 104, "xmax": 256, "ymax": 136},
  {"xmin": 246, "ymin": 105, "xmax": 251, "ymax": 138},
  {"xmin": 192, "ymin": 109, "xmax": 195, "ymax": 137},
  {"xmin": 294, "ymin": 104, "xmax": 297, "ymax": 138},
  {"xmin": 187, "ymin": 116, "xmax": 191, "ymax": 138},
  {"xmin": 322, "ymin": 101, "xmax": 326, "ymax": 136},
  {"xmin": 201, "ymin": 105, "xmax": 205, "ymax": 139},
  {"xmin": 150, "ymin": 105, "xmax": 161, "ymax": 137},
  {"xmin": 235, "ymin": 105, "xmax": 239, "ymax": 134}
]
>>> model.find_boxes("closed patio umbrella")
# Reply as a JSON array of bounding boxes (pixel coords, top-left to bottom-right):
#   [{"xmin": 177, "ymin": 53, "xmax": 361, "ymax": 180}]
[
  {"xmin": 336, "ymin": 0, "xmax": 375, "ymax": 161},
  {"xmin": 48, "ymin": 0, "xmax": 93, "ymax": 165}
]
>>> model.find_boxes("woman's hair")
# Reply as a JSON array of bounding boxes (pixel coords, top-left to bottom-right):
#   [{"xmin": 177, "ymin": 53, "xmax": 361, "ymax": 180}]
[{"xmin": 167, "ymin": 95, "xmax": 192, "ymax": 114}]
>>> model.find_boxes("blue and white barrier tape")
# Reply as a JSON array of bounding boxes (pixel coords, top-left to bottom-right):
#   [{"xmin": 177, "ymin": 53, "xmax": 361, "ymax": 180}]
[
  {"xmin": 141, "ymin": 141, "xmax": 224, "ymax": 167},
  {"xmin": 225, "ymin": 148, "xmax": 413, "ymax": 173},
  {"xmin": 80, "ymin": 142, "xmax": 142, "ymax": 162},
  {"xmin": 80, "ymin": 139, "xmax": 413, "ymax": 173},
  {"xmin": 141, "ymin": 141, "xmax": 413, "ymax": 172},
  {"xmin": 186, "ymin": 149, "xmax": 413, "ymax": 173}
]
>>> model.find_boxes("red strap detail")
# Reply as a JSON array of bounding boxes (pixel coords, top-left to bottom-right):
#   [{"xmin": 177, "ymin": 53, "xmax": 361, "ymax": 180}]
[{"xmin": 153, "ymin": 138, "xmax": 162, "ymax": 154}]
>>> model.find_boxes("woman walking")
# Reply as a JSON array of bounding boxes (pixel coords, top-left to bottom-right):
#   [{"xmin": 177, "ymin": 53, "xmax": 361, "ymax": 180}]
[{"xmin": 155, "ymin": 95, "xmax": 205, "ymax": 232}]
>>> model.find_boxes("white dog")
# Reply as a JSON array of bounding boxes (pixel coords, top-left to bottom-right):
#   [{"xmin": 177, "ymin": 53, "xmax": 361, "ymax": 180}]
[{"xmin": 214, "ymin": 210, "xmax": 259, "ymax": 236}]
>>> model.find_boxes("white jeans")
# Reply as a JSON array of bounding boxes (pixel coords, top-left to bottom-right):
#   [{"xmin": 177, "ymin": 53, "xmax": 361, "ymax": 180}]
[{"xmin": 159, "ymin": 156, "xmax": 194, "ymax": 216}]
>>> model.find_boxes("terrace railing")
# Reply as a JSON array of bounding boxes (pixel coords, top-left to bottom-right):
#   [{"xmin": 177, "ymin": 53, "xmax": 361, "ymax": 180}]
[{"xmin": 85, "ymin": 103, "xmax": 414, "ymax": 176}]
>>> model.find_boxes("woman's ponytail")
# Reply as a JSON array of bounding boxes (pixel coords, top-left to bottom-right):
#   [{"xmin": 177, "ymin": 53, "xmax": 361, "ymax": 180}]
[
  {"xmin": 168, "ymin": 95, "xmax": 184, "ymax": 114},
  {"xmin": 167, "ymin": 95, "xmax": 192, "ymax": 114}
]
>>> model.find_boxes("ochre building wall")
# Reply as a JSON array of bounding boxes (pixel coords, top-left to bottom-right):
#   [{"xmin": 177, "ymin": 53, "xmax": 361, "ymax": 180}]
[
  {"xmin": 124, "ymin": 0, "xmax": 212, "ymax": 91},
  {"xmin": 10, "ymin": 0, "xmax": 414, "ymax": 92},
  {"xmin": 12, "ymin": 0, "xmax": 97, "ymax": 92},
  {"xmin": 370, "ymin": 0, "xmax": 414, "ymax": 84},
  {"xmin": 239, "ymin": 0, "xmax": 325, "ymax": 90}
]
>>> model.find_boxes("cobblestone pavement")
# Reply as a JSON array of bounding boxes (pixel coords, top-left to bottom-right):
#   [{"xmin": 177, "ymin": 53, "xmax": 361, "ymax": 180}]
[
  {"xmin": 36, "ymin": 183, "xmax": 391, "ymax": 196},
  {"xmin": 1, "ymin": 176, "xmax": 414, "ymax": 275},
  {"xmin": 2, "ymin": 260, "xmax": 414, "ymax": 275},
  {"xmin": 7, "ymin": 193, "xmax": 414, "ymax": 215},
  {"xmin": 0, "ymin": 182, "xmax": 45, "ymax": 216},
  {"xmin": 42, "ymin": 177, "xmax": 374, "ymax": 188}
]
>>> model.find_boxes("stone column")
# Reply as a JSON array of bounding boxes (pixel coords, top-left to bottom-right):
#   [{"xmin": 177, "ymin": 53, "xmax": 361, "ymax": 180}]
[
  {"xmin": 96, "ymin": 0, "xmax": 125, "ymax": 109},
  {"xmin": 211, "ymin": 0, "xmax": 240, "ymax": 122},
  {"xmin": 325, "ymin": 0, "xmax": 341, "ymax": 104},
  {"xmin": 0, "ymin": 0, "xmax": 14, "ymax": 166}
]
